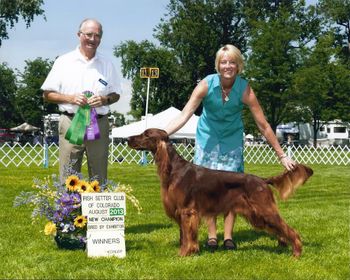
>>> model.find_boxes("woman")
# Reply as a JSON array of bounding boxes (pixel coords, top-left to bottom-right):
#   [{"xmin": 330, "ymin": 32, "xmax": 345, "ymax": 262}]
[{"xmin": 164, "ymin": 44, "xmax": 295, "ymax": 251}]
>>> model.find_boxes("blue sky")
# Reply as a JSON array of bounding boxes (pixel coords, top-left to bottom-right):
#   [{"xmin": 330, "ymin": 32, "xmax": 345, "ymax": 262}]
[
  {"xmin": 0, "ymin": 0, "xmax": 169, "ymax": 114},
  {"xmin": 0, "ymin": 0, "xmax": 317, "ymax": 115}
]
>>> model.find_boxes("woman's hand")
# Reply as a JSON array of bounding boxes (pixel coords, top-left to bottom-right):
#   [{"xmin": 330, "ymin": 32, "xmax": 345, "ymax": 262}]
[{"xmin": 280, "ymin": 155, "xmax": 296, "ymax": 171}]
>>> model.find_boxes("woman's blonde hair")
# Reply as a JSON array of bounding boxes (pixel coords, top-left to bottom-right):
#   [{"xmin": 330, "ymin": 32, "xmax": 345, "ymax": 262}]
[{"xmin": 215, "ymin": 44, "xmax": 244, "ymax": 74}]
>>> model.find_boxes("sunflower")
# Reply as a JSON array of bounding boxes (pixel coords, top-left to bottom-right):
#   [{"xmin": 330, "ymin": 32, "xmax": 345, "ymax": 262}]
[
  {"xmin": 77, "ymin": 180, "xmax": 93, "ymax": 193},
  {"xmin": 74, "ymin": 215, "xmax": 87, "ymax": 228},
  {"xmin": 90, "ymin": 180, "xmax": 100, "ymax": 192},
  {"xmin": 65, "ymin": 175, "xmax": 80, "ymax": 192},
  {"xmin": 44, "ymin": 221, "xmax": 57, "ymax": 236}
]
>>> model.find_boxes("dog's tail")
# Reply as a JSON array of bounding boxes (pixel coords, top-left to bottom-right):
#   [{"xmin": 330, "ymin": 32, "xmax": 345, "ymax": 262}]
[{"xmin": 264, "ymin": 164, "xmax": 313, "ymax": 200}]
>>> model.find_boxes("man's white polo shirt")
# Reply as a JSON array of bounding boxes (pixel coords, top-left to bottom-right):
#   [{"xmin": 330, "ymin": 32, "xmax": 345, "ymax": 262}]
[{"xmin": 41, "ymin": 47, "xmax": 120, "ymax": 115}]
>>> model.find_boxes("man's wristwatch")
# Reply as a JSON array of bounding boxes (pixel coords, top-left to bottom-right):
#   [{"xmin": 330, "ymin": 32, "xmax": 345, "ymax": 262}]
[{"xmin": 106, "ymin": 96, "xmax": 111, "ymax": 105}]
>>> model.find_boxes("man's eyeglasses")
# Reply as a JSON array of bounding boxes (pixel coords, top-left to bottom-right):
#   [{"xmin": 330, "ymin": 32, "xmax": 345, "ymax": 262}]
[{"xmin": 79, "ymin": 31, "xmax": 102, "ymax": 39}]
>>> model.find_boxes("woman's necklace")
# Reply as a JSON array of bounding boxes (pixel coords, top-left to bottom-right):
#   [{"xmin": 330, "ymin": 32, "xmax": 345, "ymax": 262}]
[{"xmin": 221, "ymin": 84, "xmax": 231, "ymax": 102}]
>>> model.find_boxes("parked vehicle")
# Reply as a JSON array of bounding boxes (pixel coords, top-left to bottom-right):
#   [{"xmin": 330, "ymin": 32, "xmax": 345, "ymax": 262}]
[{"xmin": 0, "ymin": 128, "xmax": 16, "ymax": 144}]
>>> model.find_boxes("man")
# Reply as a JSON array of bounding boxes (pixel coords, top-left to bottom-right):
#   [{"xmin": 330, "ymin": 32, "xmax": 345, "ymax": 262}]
[{"xmin": 41, "ymin": 18, "xmax": 121, "ymax": 184}]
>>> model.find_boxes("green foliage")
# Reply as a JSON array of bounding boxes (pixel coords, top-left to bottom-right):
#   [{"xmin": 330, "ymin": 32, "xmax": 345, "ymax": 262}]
[
  {"xmin": 292, "ymin": 32, "xmax": 350, "ymax": 145},
  {"xmin": 0, "ymin": 0, "xmax": 45, "ymax": 46},
  {"xmin": 0, "ymin": 164, "xmax": 349, "ymax": 279},
  {"xmin": 318, "ymin": 0, "xmax": 350, "ymax": 42},
  {"xmin": 114, "ymin": 0, "xmax": 348, "ymax": 137},
  {"xmin": 114, "ymin": 40, "xmax": 191, "ymax": 119},
  {"xmin": 0, "ymin": 0, "xmax": 348, "ymax": 134},
  {"xmin": 15, "ymin": 57, "xmax": 55, "ymax": 127},
  {"xmin": 318, "ymin": 0, "xmax": 350, "ymax": 67},
  {"xmin": 0, "ymin": 62, "xmax": 21, "ymax": 128},
  {"xmin": 245, "ymin": 2, "xmax": 321, "ymax": 132},
  {"xmin": 110, "ymin": 112, "xmax": 126, "ymax": 127},
  {"xmin": 115, "ymin": 0, "xmax": 252, "ymax": 118},
  {"xmin": 155, "ymin": 0, "xmax": 249, "ymax": 81}
]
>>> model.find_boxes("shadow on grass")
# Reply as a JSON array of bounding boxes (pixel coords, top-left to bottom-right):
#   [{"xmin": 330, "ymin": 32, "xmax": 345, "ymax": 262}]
[
  {"xmin": 125, "ymin": 223, "xmax": 320, "ymax": 256},
  {"xmin": 126, "ymin": 222, "xmax": 173, "ymax": 234}
]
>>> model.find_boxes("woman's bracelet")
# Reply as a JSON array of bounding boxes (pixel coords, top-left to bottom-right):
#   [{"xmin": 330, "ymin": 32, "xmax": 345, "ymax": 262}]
[{"xmin": 278, "ymin": 153, "xmax": 288, "ymax": 160}]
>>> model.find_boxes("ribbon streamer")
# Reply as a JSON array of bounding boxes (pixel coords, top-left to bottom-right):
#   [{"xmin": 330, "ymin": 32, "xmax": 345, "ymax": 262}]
[
  {"xmin": 84, "ymin": 108, "xmax": 100, "ymax": 141},
  {"xmin": 65, "ymin": 91, "xmax": 100, "ymax": 145}
]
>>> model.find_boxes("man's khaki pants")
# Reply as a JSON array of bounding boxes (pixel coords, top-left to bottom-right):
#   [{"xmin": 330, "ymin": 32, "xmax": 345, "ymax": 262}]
[{"xmin": 59, "ymin": 114, "xmax": 109, "ymax": 184}]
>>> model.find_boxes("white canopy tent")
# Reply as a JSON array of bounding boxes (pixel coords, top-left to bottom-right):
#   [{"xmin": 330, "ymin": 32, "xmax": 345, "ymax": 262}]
[
  {"xmin": 112, "ymin": 107, "xmax": 199, "ymax": 139},
  {"xmin": 10, "ymin": 122, "xmax": 40, "ymax": 132}
]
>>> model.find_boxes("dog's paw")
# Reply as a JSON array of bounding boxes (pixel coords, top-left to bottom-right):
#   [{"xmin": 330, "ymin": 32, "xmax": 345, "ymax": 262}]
[{"xmin": 179, "ymin": 245, "xmax": 200, "ymax": 256}]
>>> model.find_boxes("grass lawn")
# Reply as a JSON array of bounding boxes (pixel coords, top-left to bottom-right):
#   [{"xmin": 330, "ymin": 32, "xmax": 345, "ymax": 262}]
[{"xmin": 0, "ymin": 163, "xmax": 349, "ymax": 279}]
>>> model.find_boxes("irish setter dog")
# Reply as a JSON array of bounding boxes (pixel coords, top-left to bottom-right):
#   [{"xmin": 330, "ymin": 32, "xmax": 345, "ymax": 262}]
[{"xmin": 128, "ymin": 128, "xmax": 313, "ymax": 257}]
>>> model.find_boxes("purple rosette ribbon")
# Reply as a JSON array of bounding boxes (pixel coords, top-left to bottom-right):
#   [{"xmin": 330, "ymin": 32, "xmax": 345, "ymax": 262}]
[{"xmin": 84, "ymin": 108, "xmax": 100, "ymax": 141}]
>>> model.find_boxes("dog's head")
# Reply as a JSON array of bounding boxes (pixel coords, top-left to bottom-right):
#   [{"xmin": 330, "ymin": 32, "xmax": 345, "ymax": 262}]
[{"xmin": 128, "ymin": 128, "xmax": 169, "ymax": 153}]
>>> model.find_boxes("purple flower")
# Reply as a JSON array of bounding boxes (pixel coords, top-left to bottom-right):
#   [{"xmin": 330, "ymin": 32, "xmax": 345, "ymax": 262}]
[
  {"xmin": 57, "ymin": 193, "xmax": 72, "ymax": 206},
  {"xmin": 70, "ymin": 193, "xmax": 81, "ymax": 208},
  {"xmin": 78, "ymin": 236, "xmax": 87, "ymax": 244},
  {"xmin": 53, "ymin": 211, "xmax": 64, "ymax": 222},
  {"xmin": 61, "ymin": 205, "xmax": 74, "ymax": 216}
]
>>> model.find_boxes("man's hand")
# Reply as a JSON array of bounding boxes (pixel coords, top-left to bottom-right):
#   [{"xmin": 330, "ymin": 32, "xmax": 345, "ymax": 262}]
[
  {"xmin": 71, "ymin": 93, "xmax": 88, "ymax": 106},
  {"xmin": 87, "ymin": 95, "xmax": 106, "ymax": 108}
]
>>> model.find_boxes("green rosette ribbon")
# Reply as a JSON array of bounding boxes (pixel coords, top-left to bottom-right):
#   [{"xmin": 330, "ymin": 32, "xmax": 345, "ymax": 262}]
[{"xmin": 65, "ymin": 91, "xmax": 93, "ymax": 145}]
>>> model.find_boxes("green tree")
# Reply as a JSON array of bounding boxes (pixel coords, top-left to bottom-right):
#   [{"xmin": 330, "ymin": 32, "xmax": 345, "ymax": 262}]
[
  {"xmin": 110, "ymin": 112, "xmax": 126, "ymax": 128},
  {"xmin": 245, "ymin": 1, "xmax": 321, "ymax": 133},
  {"xmin": 316, "ymin": 0, "xmax": 350, "ymax": 124},
  {"xmin": 115, "ymin": 40, "xmax": 190, "ymax": 119},
  {"xmin": 15, "ymin": 57, "xmax": 55, "ymax": 127},
  {"xmin": 0, "ymin": 63, "xmax": 21, "ymax": 127},
  {"xmin": 292, "ymin": 33, "xmax": 350, "ymax": 146},
  {"xmin": 155, "ymin": 0, "xmax": 249, "ymax": 83},
  {"xmin": 115, "ymin": 0, "xmax": 251, "ymax": 118},
  {"xmin": 318, "ymin": 0, "xmax": 350, "ymax": 59},
  {"xmin": 0, "ymin": 0, "xmax": 45, "ymax": 46}
]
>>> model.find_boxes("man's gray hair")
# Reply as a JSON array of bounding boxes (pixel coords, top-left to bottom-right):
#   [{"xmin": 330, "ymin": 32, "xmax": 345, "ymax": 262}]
[{"xmin": 78, "ymin": 18, "xmax": 103, "ymax": 36}]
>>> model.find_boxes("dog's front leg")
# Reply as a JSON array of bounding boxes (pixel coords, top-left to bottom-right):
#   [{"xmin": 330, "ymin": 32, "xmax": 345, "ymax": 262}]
[
  {"xmin": 175, "ymin": 209, "xmax": 183, "ymax": 247},
  {"xmin": 179, "ymin": 208, "xmax": 200, "ymax": 256}
]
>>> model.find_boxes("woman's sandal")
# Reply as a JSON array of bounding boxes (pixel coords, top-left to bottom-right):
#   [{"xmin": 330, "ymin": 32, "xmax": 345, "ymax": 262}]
[
  {"xmin": 206, "ymin": 238, "xmax": 218, "ymax": 251},
  {"xmin": 223, "ymin": 239, "xmax": 237, "ymax": 250}
]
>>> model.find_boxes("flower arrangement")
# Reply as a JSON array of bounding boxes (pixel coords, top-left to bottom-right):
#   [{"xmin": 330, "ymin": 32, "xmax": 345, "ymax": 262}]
[{"xmin": 14, "ymin": 170, "xmax": 142, "ymax": 250}]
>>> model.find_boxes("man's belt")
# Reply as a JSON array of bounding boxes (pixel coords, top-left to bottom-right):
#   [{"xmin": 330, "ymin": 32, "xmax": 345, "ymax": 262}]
[{"xmin": 62, "ymin": 111, "xmax": 106, "ymax": 119}]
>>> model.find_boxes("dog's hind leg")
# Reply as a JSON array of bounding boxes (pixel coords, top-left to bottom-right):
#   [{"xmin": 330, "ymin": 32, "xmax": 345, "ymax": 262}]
[
  {"xmin": 240, "ymin": 206, "xmax": 302, "ymax": 257},
  {"xmin": 254, "ymin": 213, "xmax": 302, "ymax": 258},
  {"xmin": 266, "ymin": 216, "xmax": 302, "ymax": 258},
  {"xmin": 277, "ymin": 236, "xmax": 288, "ymax": 247},
  {"xmin": 179, "ymin": 208, "xmax": 200, "ymax": 256}
]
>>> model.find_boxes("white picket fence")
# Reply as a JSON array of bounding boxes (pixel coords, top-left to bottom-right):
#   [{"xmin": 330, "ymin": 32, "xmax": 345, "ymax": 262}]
[{"xmin": 0, "ymin": 142, "xmax": 349, "ymax": 167}]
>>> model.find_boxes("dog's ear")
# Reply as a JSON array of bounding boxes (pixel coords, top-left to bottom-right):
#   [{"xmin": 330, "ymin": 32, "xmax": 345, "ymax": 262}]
[
  {"xmin": 155, "ymin": 140, "xmax": 171, "ymax": 175},
  {"xmin": 159, "ymin": 129, "xmax": 169, "ymax": 141}
]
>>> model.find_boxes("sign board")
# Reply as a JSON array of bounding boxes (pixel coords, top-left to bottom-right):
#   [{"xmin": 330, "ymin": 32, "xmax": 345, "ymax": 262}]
[
  {"xmin": 87, "ymin": 230, "xmax": 126, "ymax": 258},
  {"xmin": 140, "ymin": 67, "xmax": 159, "ymax": 78},
  {"xmin": 87, "ymin": 216, "xmax": 125, "ymax": 231},
  {"xmin": 81, "ymin": 193, "xmax": 126, "ymax": 258},
  {"xmin": 81, "ymin": 193, "xmax": 126, "ymax": 216}
]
